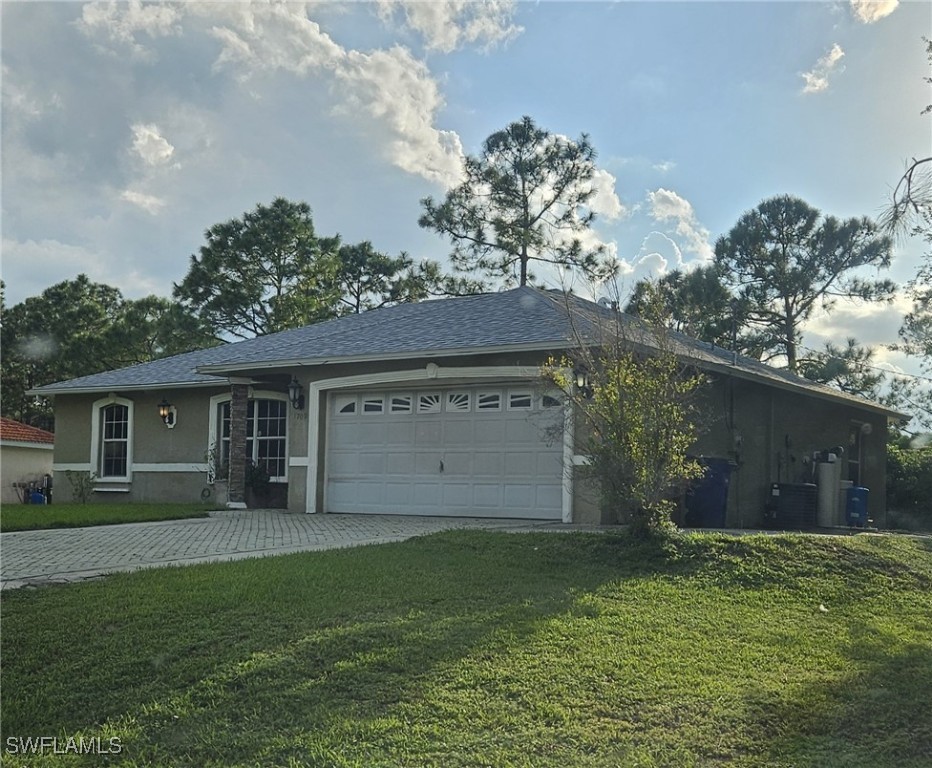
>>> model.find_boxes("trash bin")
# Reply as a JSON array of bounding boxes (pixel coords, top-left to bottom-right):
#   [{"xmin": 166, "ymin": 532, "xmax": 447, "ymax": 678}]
[
  {"xmin": 685, "ymin": 457, "xmax": 735, "ymax": 528},
  {"xmin": 846, "ymin": 486, "xmax": 869, "ymax": 527}
]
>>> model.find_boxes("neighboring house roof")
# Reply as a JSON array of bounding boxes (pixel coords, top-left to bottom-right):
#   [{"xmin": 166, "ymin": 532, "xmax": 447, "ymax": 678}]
[
  {"xmin": 0, "ymin": 417, "xmax": 55, "ymax": 445},
  {"xmin": 30, "ymin": 287, "xmax": 902, "ymax": 418}
]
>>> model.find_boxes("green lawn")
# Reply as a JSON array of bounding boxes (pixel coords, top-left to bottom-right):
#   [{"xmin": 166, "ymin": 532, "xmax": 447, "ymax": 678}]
[
  {"xmin": 1, "ymin": 531, "xmax": 930, "ymax": 767},
  {"xmin": 0, "ymin": 503, "xmax": 215, "ymax": 532}
]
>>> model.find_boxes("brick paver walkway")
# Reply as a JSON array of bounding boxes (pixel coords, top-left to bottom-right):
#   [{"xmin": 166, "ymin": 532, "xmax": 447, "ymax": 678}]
[{"xmin": 0, "ymin": 510, "xmax": 561, "ymax": 589}]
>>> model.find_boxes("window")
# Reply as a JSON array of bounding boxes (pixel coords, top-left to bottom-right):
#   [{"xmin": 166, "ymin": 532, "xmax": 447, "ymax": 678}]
[
  {"xmin": 477, "ymin": 392, "xmax": 502, "ymax": 411},
  {"xmin": 541, "ymin": 394, "xmax": 562, "ymax": 409},
  {"xmin": 418, "ymin": 393, "xmax": 442, "ymax": 413},
  {"xmin": 91, "ymin": 396, "xmax": 134, "ymax": 482},
  {"xmin": 217, "ymin": 397, "xmax": 288, "ymax": 481},
  {"xmin": 363, "ymin": 396, "xmax": 384, "ymax": 414},
  {"xmin": 100, "ymin": 404, "xmax": 129, "ymax": 478},
  {"xmin": 446, "ymin": 392, "xmax": 471, "ymax": 412},
  {"xmin": 335, "ymin": 395, "xmax": 357, "ymax": 414},
  {"xmin": 390, "ymin": 394, "xmax": 413, "ymax": 413},
  {"xmin": 508, "ymin": 391, "xmax": 533, "ymax": 410}
]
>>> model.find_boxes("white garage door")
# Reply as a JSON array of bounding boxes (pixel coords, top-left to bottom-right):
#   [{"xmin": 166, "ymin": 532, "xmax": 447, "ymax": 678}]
[{"xmin": 326, "ymin": 385, "xmax": 564, "ymax": 519}]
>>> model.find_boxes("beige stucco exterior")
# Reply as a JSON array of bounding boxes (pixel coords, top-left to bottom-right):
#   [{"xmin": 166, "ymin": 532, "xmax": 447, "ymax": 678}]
[{"xmin": 48, "ymin": 351, "xmax": 893, "ymax": 528}]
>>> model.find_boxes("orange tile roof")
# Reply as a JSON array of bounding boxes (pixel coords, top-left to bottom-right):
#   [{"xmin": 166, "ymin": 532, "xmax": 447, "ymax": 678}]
[{"xmin": 0, "ymin": 417, "xmax": 55, "ymax": 445}]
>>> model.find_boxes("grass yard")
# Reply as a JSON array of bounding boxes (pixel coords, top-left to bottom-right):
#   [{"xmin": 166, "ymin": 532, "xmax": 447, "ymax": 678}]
[
  {"xmin": 0, "ymin": 503, "xmax": 215, "ymax": 532},
  {"xmin": 1, "ymin": 530, "xmax": 930, "ymax": 767}
]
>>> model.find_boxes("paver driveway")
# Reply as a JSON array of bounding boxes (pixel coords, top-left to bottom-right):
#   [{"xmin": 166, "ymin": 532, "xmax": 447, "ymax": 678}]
[{"xmin": 0, "ymin": 509, "xmax": 560, "ymax": 589}]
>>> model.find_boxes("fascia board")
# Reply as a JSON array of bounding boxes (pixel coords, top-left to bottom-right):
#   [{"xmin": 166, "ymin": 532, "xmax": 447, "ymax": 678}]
[{"xmin": 194, "ymin": 341, "xmax": 567, "ymax": 375}]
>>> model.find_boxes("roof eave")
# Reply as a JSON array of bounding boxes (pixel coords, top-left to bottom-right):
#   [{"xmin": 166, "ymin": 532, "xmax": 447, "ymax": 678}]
[
  {"xmin": 27, "ymin": 379, "xmax": 228, "ymax": 397},
  {"xmin": 194, "ymin": 340, "xmax": 568, "ymax": 375},
  {"xmin": 695, "ymin": 358, "xmax": 906, "ymax": 420}
]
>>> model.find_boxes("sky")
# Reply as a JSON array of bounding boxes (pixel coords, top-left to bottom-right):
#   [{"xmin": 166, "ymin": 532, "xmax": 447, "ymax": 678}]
[{"xmin": 2, "ymin": 0, "xmax": 930, "ymax": 384}]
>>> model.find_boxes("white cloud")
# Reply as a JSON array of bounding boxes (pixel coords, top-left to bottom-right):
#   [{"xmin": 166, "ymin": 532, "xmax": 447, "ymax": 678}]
[
  {"xmin": 200, "ymin": 4, "xmax": 464, "ymax": 186},
  {"xmin": 76, "ymin": 0, "xmax": 182, "ymax": 61},
  {"xmin": 652, "ymin": 160, "xmax": 676, "ymax": 174},
  {"xmin": 1, "ymin": 65, "xmax": 63, "ymax": 119},
  {"xmin": 334, "ymin": 45, "xmax": 465, "ymax": 187},
  {"xmin": 849, "ymin": 0, "xmax": 899, "ymax": 24},
  {"xmin": 588, "ymin": 169, "xmax": 626, "ymax": 221},
  {"xmin": 647, "ymin": 188, "xmax": 714, "ymax": 261},
  {"xmin": 131, "ymin": 123, "xmax": 175, "ymax": 167},
  {"xmin": 800, "ymin": 43, "xmax": 845, "ymax": 94},
  {"xmin": 120, "ymin": 189, "xmax": 167, "ymax": 214},
  {"xmin": 205, "ymin": 4, "xmax": 344, "ymax": 78},
  {"xmin": 377, "ymin": 0, "xmax": 523, "ymax": 53}
]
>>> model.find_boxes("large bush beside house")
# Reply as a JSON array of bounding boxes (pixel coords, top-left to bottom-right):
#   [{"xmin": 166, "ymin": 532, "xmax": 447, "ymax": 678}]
[{"xmin": 887, "ymin": 440, "xmax": 932, "ymax": 530}]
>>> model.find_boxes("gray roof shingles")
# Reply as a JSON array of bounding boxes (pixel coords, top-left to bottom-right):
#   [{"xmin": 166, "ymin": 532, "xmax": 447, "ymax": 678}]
[{"xmin": 30, "ymin": 287, "xmax": 900, "ymax": 416}]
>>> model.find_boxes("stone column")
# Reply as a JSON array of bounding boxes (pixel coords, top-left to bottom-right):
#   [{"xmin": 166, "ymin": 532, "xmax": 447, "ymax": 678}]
[{"xmin": 227, "ymin": 382, "xmax": 249, "ymax": 509}]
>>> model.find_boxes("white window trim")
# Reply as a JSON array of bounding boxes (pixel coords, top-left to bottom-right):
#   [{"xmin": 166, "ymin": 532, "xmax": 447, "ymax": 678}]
[
  {"xmin": 208, "ymin": 390, "xmax": 290, "ymax": 483},
  {"xmin": 307, "ymin": 365, "xmax": 574, "ymax": 522},
  {"xmin": 90, "ymin": 395, "xmax": 134, "ymax": 483}
]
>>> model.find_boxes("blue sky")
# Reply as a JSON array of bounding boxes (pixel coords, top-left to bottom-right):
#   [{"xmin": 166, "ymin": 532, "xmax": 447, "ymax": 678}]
[{"xmin": 2, "ymin": 0, "xmax": 930, "ymax": 380}]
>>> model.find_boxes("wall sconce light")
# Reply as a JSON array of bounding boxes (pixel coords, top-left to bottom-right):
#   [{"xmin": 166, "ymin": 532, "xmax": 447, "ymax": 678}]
[
  {"xmin": 158, "ymin": 399, "xmax": 177, "ymax": 428},
  {"xmin": 288, "ymin": 377, "xmax": 305, "ymax": 410},
  {"xmin": 573, "ymin": 366, "xmax": 593, "ymax": 399}
]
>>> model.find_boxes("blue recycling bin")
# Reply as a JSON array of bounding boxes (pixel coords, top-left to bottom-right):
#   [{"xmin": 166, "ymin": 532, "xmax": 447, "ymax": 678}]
[
  {"xmin": 685, "ymin": 458, "xmax": 735, "ymax": 528},
  {"xmin": 846, "ymin": 486, "xmax": 869, "ymax": 527}
]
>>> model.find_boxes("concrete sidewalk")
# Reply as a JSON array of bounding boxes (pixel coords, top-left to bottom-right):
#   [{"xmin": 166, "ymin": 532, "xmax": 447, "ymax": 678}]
[{"xmin": 0, "ymin": 509, "xmax": 565, "ymax": 589}]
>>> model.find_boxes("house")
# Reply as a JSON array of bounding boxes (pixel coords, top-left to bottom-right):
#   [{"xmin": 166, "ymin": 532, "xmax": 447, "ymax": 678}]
[
  {"xmin": 1, "ymin": 417, "xmax": 55, "ymax": 504},
  {"xmin": 32, "ymin": 287, "xmax": 901, "ymax": 527}
]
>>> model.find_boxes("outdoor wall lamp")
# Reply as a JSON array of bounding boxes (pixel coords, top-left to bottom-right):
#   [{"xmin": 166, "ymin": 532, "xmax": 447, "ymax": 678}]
[
  {"xmin": 158, "ymin": 399, "xmax": 177, "ymax": 428},
  {"xmin": 573, "ymin": 366, "xmax": 593, "ymax": 399},
  {"xmin": 288, "ymin": 377, "xmax": 305, "ymax": 410}
]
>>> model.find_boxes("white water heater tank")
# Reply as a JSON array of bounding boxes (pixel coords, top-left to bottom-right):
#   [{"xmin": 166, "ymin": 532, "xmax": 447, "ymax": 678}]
[{"xmin": 817, "ymin": 454, "xmax": 841, "ymax": 527}]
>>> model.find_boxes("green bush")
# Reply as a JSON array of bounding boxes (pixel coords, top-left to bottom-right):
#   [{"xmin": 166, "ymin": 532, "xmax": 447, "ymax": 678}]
[{"xmin": 887, "ymin": 442, "xmax": 932, "ymax": 530}]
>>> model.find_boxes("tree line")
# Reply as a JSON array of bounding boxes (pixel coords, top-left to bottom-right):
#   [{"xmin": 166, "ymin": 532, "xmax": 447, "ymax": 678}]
[{"xmin": 3, "ymin": 109, "xmax": 930, "ymax": 432}]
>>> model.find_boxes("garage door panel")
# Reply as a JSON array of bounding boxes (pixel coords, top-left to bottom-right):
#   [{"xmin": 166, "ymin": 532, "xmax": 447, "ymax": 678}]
[
  {"xmin": 358, "ymin": 423, "xmax": 387, "ymax": 445},
  {"xmin": 504, "ymin": 484, "xmax": 537, "ymax": 508},
  {"xmin": 444, "ymin": 423, "xmax": 475, "ymax": 444},
  {"xmin": 326, "ymin": 385, "xmax": 563, "ymax": 520},
  {"xmin": 414, "ymin": 453, "xmax": 443, "ymax": 475},
  {"xmin": 328, "ymin": 451, "xmax": 359, "ymax": 475},
  {"xmin": 386, "ymin": 452, "xmax": 416, "ymax": 475},
  {"xmin": 415, "ymin": 422, "xmax": 442, "ymax": 445},
  {"xmin": 473, "ymin": 451, "xmax": 504, "ymax": 476},
  {"xmin": 475, "ymin": 421, "xmax": 504, "ymax": 443},
  {"xmin": 442, "ymin": 483, "xmax": 471, "ymax": 506},
  {"xmin": 413, "ymin": 483, "xmax": 442, "ymax": 506},
  {"xmin": 505, "ymin": 451, "xmax": 536, "ymax": 477},
  {"xmin": 330, "ymin": 423, "xmax": 360, "ymax": 444},
  {"xmin": 384, "ymin": 483, "xmax": 412, "ymax": 506},
  {"xmin": 473, "ymin": 484, "xmax": 502, "ymax": 507},
  {"xmin": 358, "ymin": 453, "xmax": 385, "ymax": 475},
  {"xmin": 385, "ymin": 421, "xmax": 415, "ymax": 446},
  {"xmin": 442, "ymin": 452, "xmax": 472, "ymax": 475}
]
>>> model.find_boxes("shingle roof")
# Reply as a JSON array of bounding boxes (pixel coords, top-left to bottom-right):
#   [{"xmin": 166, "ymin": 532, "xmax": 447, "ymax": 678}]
[
  {"xmin": 0, "ymin": 417, "xmax": 55, "ymax": 444},
  {"xmin": 29, "ymin": 287, "xmax": 901, "ymax": 417}
]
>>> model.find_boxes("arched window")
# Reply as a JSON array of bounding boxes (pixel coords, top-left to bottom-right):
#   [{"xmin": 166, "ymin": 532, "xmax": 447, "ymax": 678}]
[{"xmin": 90, "ymin": 396, "xmax": 134, "ymax": 482}]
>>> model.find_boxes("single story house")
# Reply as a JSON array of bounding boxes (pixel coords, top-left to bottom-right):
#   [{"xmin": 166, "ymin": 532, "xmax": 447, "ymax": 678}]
[
  {"xmin": 32, "ymin": 287, "xmax": 901, "ymax": 527},
  {"xmin": 1, "ymin": 417, "xmax": 55, "ymax": 504}
]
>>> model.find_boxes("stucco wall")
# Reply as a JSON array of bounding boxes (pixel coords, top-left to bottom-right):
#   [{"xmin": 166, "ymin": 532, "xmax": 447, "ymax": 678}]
[
  {"xmin": 52, "ymin": 387, "xmax": 229, "ymax": 504},
  {"xmin": 49, "ymin": 355, "xmax": 891, "ymax": 526},
  {"xmin": 692, "ymin": 375, "xmax": 888, "ymax": 528},
  {"xmin": 1, "ymin": 443, "xmax": 54, "ymax": 504}
]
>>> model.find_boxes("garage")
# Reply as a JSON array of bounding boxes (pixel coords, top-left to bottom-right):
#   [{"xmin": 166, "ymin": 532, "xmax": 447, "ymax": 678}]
[{"xmin": 325, "ymin": 384, "xmax": 565, "ymax": 519}]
